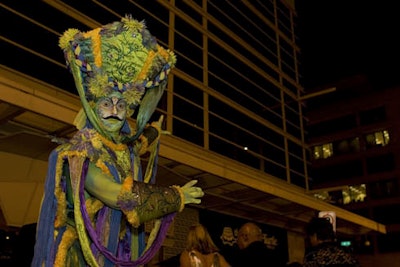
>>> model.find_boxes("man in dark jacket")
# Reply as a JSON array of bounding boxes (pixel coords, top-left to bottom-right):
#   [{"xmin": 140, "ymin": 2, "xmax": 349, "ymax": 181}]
[
  {"xmin": 233, "ymin": 222, "xmax": 284, "ymax": 267},
  {"xmin": 303, "ymin": 217, "xmax": 360, "ymax": 267}
]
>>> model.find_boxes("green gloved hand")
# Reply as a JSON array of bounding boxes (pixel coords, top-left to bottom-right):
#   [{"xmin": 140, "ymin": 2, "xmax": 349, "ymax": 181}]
[{"xmin": 181, "ymin": 180, "xmax": 204, "ymax": 204}]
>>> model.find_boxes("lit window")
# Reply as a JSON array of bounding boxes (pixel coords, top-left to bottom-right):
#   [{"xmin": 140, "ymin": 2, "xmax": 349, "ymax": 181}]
[
  {"xmin": 365, "ymin": 130, "xmax": 390, "ymax": 148},
  {"xmin": 343, "ymin": 184, "xmax": 366, "ymax": 204},
  {"xmin": 313, "ymin": 143, "xmax": 333, "ymax": 159},
  {"xmin": 311, "ymin": 184, "xmax": 367, "ymax": 205}
]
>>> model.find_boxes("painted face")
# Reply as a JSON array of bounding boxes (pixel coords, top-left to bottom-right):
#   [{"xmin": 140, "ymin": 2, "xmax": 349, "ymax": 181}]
[{"xmin": 96, "ymin": 92, "xmax": 127, "ymax": 134}]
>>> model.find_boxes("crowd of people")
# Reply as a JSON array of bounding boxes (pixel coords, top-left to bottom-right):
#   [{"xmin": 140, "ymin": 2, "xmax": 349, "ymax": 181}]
[
  {"xmin": 303, "ymin": 217, "xmax": 360, "ymax": 267},
  {"xmin": 179, "ymin": 224, "xmax": 231, "ymax": 267},
  {"xmin": 179, "ymin": 222, "xmax": 286, "ymax": 267},
  {"xmin": 178, "ymin": 218, "xmax": 360, "ymax": 267},
  {"xmin": 233, "ymin": 222, "xmax": 285, "ymax": 267}
]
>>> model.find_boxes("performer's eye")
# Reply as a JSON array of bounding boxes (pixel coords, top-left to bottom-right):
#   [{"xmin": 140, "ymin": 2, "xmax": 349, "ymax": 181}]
[
  {"xmin": 99, "ymin": 98, "xmax": 113, "ymax": 108},
  {"xmin": 117, "ymin": 101, "xmax": 127, "ymax": 110}
]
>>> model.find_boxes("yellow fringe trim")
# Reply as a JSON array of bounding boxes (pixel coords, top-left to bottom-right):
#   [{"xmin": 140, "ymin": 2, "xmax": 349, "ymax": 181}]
[
  {"xmin": 122, "ymin": 176, "xmax": 133, "ymax": 191},
  {"xmin": 118, "ymin": 176, "xmax": 140, "ymax": 227},
  {"xmin": 83, "ymin": 28, "xmax": 102, "ymax": 67},
  {"xmin": 158, "ymin": 46, "xmax": 170, "ymax": 61},
  {"xmin": 126, "ymin": 210, "xmax": 140, "ymax": 228},
  {"xmin": 85, "ymin": 198, "xmax": 104, "ymax": 221},
  {"xmin": 54, "ymin": 151, "xmax": 67, "ymax": 228},
  {"xmin": 91, "ymin": 133, "xmax": 103, "ymax": 150},
  {"xmin": 54, "ymin": 187, "xmax": 67, "ymax": 228},
  {"xmin": 98, "ymin": 134, "xmax": 128, "ymax": 151},
  {"xmin": 95, "ymin": 159, "xmax": 111, "ymax": 175},
  {"xmin": 63, "ymin": 150, "xmax": 88, "ymax": 159},
  {"xmin": 137, "ymin": 50, "xmax": 156, "ymax": 81},
  {"xmin": 54, "ymin": 227, "xmax": 78, "ymax": 267},
  {"xmin": 171, "ymin": 185, "xmax": 185, "ymax": 212},
  {"xmin": 138, "ymin": 134, "xmax": 149, "ymax": 156}
]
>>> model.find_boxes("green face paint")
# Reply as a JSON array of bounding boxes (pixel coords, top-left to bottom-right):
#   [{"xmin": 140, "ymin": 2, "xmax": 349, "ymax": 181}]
[{"xmin": 95, "ymin": 92, "xmax": 127, "ymax": 135}]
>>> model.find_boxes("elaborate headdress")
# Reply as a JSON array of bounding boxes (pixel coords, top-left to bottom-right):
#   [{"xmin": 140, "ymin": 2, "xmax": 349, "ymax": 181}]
[{"xmin": 59, "ymin": 15, "xmax": 176, "ymax": 141}]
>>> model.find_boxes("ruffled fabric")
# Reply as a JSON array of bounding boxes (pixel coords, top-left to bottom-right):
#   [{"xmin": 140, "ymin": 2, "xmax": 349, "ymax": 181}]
[{"xmin": 32, "ymin": 128, "xmax": 177, "ymax": 266}]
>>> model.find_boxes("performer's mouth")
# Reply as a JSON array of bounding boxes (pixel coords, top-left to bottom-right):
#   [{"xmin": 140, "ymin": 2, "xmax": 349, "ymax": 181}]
[{"xmin": 104, "ymin": 115, "xmax": 123, "ymax": 121}]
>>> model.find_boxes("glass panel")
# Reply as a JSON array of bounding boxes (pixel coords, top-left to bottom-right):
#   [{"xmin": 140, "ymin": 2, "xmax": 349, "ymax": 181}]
[
  {"xmin": 173, "ymin": 96, "xmax": 204, "ymax": 128},
  {"xmin": 172, "ymin": 119, "xmax": 204, "ymax": 146},
  {"xmin": 359, "ymin": 106, "xmax": 386, "ymax": 125},
  {"xmin": 307, "ymin": 115, "xmax": 357, "ymax": 138},
  {"xmin": 366, "ymin": 153, "xmax": 395, "ymax": 174}
]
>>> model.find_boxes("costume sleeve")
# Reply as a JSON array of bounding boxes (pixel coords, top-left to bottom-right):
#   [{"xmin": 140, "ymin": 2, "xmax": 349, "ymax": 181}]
[
  {"xmin": 117, "ymin": 176, "xmax": 183, "ymax": 227},
  {"xmin": 84, "ymin": 162, "xmax": 184, "ymax": 227}
]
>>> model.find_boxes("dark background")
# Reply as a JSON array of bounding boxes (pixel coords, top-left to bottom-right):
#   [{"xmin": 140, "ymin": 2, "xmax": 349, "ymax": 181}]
[{"xmin": 296, "ymin": 1, "xmax": 400, "ymax": 91}]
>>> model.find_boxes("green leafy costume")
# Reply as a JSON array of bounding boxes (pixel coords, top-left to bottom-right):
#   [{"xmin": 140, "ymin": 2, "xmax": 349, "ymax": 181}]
[{"xmin": 31, "ymin": 15, "xmax": 190, "ymax": 267}]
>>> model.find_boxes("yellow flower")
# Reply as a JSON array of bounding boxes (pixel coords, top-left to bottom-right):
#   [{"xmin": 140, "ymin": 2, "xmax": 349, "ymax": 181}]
[
  {"xmin": 91, "ymin": 135, "xmax": 103, "ymax": 150},
  {"xmin": 89, "ymin": 74, "xmax": 111, "ymax": 98},
  {"xmin": 123, "ymin": 89, "xmax": 143, "ymax": 107},
  {"xmin": 121, "ymin": 16, "xmax": 144, "ymax": 32},
  {"xmin": 59, "ymin": 28, "xmax": 80, "ymax": 49}
]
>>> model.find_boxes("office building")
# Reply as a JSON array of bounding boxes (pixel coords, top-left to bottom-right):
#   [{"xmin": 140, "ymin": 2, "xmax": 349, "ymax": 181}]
[{"xmin": 306, "ymin": 75, "xmax": 400, "ymax": 259}]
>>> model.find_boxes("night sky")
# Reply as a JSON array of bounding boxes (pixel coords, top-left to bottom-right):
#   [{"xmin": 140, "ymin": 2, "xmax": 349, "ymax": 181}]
[{"xmin": 296, "ymin": 1, "xmax": 400, "ymax": 91}]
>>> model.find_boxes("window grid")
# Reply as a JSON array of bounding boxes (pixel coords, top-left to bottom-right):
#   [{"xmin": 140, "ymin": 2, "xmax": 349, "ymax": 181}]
[{"xmin": 3, "ymin": 0, "xmax": 307, "ymax": 187}]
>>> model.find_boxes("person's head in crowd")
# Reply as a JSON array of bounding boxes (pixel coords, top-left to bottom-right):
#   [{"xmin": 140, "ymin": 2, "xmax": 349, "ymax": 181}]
[
  {"xmin": 305, "ymin": 217, "xmax": 335, "ymax": 246},
  {"xmin": 236, "ymin": 222, "xmax": 264, "ymax": 249},
  {"xmin": 303, "ymin": 218, "xmax": 360, "ymax": 266},
  {"xmin": 185, "ymin": 224, "xmax": 219, "ymax": 254}
]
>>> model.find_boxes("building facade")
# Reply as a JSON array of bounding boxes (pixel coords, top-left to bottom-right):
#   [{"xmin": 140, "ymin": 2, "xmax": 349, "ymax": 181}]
[
  {"xmin": 2, "ymin": 0, "xmax": 307, "ymax": 188},
  {"xmin": 2, "ymin": 0, "xmax": 394, "ymax": 265},
  {"xmin": 306, "ymin": 77, "xmax": 400, "ymax": 259}
]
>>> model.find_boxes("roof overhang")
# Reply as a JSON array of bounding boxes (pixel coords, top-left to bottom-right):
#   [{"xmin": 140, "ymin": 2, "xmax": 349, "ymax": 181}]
[{"xmin": 0, "ymin": 66, "xmax": 387, "ymax": 235}]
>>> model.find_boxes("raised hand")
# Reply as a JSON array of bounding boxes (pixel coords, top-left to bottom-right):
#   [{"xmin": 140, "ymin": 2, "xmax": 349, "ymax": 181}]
[{"xmin": 181, "ymin": 180, "xmax": 204, "ymax": 204}]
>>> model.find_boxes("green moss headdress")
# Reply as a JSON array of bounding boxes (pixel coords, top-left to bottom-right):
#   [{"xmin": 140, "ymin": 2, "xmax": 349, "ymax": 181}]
[{"xmin": 59, "ymin": 15, "xmax": 176, "ymax": 141}]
